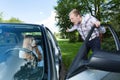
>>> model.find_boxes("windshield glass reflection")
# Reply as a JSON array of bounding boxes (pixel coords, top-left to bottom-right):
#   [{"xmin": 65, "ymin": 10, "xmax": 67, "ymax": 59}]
[{"xmin": 0, "ymin": 25, "xmax": 44, "ymax": 80}]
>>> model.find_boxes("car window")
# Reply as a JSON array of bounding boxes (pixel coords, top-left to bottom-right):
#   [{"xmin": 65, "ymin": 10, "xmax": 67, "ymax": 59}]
[
  {"xmin": 101, "ymin": 26, "xmax": 117, "ymax": 51},
  {"xmin": 15, "ymin": 32, "xmax": 45, "ymax": 80},
  {"xmin": 0, "ymin": 24, "xmax": 44, "ymax": 80},
  {"xmin": 0, "ymin": 32, "xmax": 18, "ymax": 46}
]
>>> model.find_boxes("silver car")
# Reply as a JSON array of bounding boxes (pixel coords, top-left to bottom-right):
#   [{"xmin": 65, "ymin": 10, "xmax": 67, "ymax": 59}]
[{"xmin": 0, "ymin": 23, "xmax": 120, "ymax": 80}]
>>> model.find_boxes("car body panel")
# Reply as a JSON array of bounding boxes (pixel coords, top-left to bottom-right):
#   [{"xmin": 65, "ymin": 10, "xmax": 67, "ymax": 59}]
[{"xmin": 67, "ymin": 69, "xmax": 108, "ymax": 80}]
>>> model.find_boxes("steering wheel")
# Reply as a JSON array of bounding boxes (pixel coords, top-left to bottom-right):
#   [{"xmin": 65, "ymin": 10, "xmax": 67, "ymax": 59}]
[
  {"xmin": 12, "ymin": 48, "xmax": 43, "ymax": 80},
  {"xmin": 5, "ymin": 47, "xmax": 38, "ymax": 67}
]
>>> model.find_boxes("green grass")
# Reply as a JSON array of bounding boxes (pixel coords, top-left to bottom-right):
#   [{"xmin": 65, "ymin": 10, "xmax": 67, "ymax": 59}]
[{"xmin": 57, "ymin": 39, "xmax": 82, "ymax": 70}]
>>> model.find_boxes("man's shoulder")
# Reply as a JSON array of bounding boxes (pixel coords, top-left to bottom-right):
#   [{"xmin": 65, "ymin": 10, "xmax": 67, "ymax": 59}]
[{"xmin": 83, "ymin": 14, "xmax": 91, "ymax": 19}]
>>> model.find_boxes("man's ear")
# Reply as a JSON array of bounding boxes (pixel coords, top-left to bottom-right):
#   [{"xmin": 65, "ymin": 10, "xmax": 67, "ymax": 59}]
[{"xmin": 77, "ymin": 15, "xmax": 80, "ymax": 17}]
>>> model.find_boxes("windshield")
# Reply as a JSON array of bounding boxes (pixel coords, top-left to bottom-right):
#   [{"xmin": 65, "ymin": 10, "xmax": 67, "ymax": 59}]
[{"xmin": 0, "ymin": 24, "xmax": 44, "ymax": 80}]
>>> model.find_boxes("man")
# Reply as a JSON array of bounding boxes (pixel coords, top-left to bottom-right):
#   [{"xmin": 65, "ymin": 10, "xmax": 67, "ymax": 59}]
[{"xmin": 66, "ymin": 9, "xmax": 105, "ymax": 59}]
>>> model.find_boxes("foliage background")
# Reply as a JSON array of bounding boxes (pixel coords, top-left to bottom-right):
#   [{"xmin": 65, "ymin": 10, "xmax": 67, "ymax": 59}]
[{"xmin": 54, "ymin": 0, "xmax": 120, "ymax": 42}]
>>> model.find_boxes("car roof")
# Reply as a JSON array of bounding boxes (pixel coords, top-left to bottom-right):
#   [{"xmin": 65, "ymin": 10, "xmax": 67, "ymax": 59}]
[{"xmin": 0, "ymin": 23, "xmax": 44, "ymax": 33}]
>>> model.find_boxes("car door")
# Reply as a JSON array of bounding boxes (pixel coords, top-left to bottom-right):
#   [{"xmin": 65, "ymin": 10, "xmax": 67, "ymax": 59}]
[
  {"xmin": 65, "ymin": 24, "xmax": 120, "ymax": 80},
  {"xmin": 45, "ymin": 27, "xmax": 62, "ymax": 80}
]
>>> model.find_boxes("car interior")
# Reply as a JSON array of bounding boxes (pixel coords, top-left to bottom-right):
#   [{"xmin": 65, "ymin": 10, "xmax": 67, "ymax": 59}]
[{"xmin": 14, "ymin": 35, "xmax": 44, "ymax": 80}]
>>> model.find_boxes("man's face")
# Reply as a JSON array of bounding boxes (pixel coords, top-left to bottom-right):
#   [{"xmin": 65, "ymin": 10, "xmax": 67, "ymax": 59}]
[{"xmin": 69, "ymin": 13, "xmax": 81, "ymax": 25}]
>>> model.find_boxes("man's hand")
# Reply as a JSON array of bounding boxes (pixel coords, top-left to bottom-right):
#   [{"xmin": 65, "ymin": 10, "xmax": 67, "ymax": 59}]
[
  {"xmin": 66, "ymin": 27, "xmax": 69, "ymax": 32},
  {"xmin": 94, "ymin": 21, "xmax": 100, "ymax": 27}
]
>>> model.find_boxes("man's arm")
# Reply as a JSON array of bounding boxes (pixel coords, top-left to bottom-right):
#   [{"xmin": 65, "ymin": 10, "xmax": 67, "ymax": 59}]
[
  {"xmin": 66, "ymin": 25, "xmax": 77, "ymax": 32},
  {"xmin": 90, "ymin": 16, "xmax": 106, "ymax": 33},
  {"xmin": 90, "ymin": 16, "xmax": 100, "ymax": 27}
]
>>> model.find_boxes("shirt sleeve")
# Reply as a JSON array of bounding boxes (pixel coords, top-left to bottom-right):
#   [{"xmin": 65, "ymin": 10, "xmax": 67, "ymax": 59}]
[
  {"xmin": 84, "ymin": 14, "xmax": 100, "ymax": 28},
  {"xmin": 87, "ymin": 15, "xmax": 105, "ymax": 33},
  {"xmin": 68, "ymin": 25, "xmax": 77, "ymax": 32}
]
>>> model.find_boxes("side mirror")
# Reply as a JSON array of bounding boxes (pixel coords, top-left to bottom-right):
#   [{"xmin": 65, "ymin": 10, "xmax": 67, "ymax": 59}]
[{"xmin": 88, "ymin": 50, "xmax": 120, "ymax": 72}]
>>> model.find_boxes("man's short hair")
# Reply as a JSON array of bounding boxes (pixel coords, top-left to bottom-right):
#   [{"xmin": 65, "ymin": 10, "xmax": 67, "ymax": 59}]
[{"xmin": 69, "ymin": 9, "xmax": 81, "ymax": 17}]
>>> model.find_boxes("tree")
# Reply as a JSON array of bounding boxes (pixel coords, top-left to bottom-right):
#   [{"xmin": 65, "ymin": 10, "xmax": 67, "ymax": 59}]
[
  {"xmin": 0, "ymin": 12, "xmax": 3, "ymax": 22},
  {"xmin": 5, "ymin": 17, "xmax": 23, "ymax": 23},
  {"xmin": 107, "ymin": 0, "xmax": 120, "ymax": 32},
  {"xmin": 0, "ymin": 12, "xmax": 23, "ymax": 23},
  {"xmin": 55, "ymin": 0, "xmax": 120, "ymax": 42},
  {"xmin": 55, "ymin": 0, "xmax": 104, "ymax": 42},
  {"xmin": 55, "ymin": 0, "xmax": 84, "ymax": 42}
]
